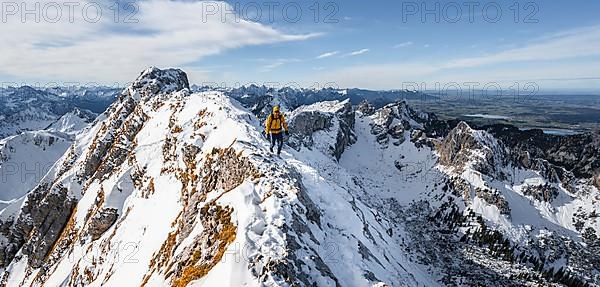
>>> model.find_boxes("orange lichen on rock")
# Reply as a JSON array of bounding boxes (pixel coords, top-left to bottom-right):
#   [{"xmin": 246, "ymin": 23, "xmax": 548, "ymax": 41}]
[
  {"xmin": 171, "ymin": 204, "xmax": 237, "ymax": 287},
  {"xmin": 147, "ymin": 142, "xmax": 260, "ymax": 287}
]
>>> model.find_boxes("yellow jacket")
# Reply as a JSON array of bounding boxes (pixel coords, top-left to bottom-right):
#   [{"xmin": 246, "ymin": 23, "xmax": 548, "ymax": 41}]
[{"xmin": 265, "ymin": 113, "xmax": 288, "ymax": 134}]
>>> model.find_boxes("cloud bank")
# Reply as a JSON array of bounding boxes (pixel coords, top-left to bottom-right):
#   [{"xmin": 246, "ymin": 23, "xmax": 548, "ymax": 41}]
[{"xmin": 0, "ymin": 0, "xmax": 320, "ymax": 83}]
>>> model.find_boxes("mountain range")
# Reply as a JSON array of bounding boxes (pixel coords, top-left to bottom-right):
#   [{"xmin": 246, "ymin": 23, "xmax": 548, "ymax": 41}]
[
  {"xmin": 0, "ymin": 68, "xmax": 598, "ymax": 286},
  {"xmin": 0, "ymin": 86, "xmax": 118, "ymax": 139}
]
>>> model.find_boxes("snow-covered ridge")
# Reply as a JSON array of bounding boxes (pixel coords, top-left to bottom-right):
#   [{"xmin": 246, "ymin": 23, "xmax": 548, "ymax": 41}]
[
  {"xmin": 45, "ymin": 108, "xmax": 96, "ymax": 135},
  {"xmin": 290, "ymin": 99, "xmax": 350, "ymax": 114}
]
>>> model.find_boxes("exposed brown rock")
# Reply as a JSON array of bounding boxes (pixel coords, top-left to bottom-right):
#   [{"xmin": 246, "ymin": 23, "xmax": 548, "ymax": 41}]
[
  {"xmin": 522, "ymin": 184, "xmax": 560, "ymax": 202},
  {"xmin": 87, "ymin": 208, "xmax": 119, "ymax": 240},
  {"xmin": 288, "ymin": 100, "xmax": 356, "ymax": 160}
]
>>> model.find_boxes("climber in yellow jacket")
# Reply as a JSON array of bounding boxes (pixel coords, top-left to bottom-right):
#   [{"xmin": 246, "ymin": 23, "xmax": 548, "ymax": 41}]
[{"xmin": 265, "ymin": 106, "xmax": 289, "ymax": 155}]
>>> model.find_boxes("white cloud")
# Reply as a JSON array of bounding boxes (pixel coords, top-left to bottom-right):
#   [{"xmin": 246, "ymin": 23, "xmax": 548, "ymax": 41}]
[
  {"xmin": 315, "ymin": 63, "xmax": 437, "ymax": 89},
  {"xmin": 316, "ymin": 51, "xmax": 340, "ymax": 59},
  {"xmin": 0, "ymin": 0, "xmax": 321, "ymax": 83},
  {"xmin": 394, "ymin": 41, "xmax": 413, "ymax": 48},
  {"xmin": 442, "ymin": 24, "xmax": 600, "ymax": 69},
  {"xmin": 259, "ymin": 58, "xmax": 301, "ymax": 72},
  {"xmin": 315, "ymin": 25, "xmax": 600, "ymax": 89},
  {"xmin": 343, "ymin": 49, "xmax": 370, "ymax": 57},
  {"xmin": 315, "ymin": 61, "xmax": 600, "ymax": 90}
]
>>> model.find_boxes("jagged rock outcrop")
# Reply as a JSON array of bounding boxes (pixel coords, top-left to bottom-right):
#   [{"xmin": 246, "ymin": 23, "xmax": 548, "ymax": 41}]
[
  {"xmin": 129, "ymin": 67, "xmax": 190, "ymax": 99},
  {"xmin": 356, "ymin": 100, "xmax": 376, "ymax": 116},
  {"xmin": 0, "ymin": 184, "xmax": 77, "ymax": 268},
  {"xmin": 288, "ymin": 100, "xmax": 356, "ymax": 160},
  {"xmin": 87, "ymin": 208, "xmax": 119, "ymax": 240},
  {"xmin": 436, "ymin": 122, "xmax": 515, "ymax": 217},
  {"xmin": 522, "ymin": 184, "xmax": 559, "ymax": 202},
  {"xmin": 437, "ymin": 121, "xmax": 509, "ymax": 179},
  {"xmin": 475, "ymin": 187, "xmax": 511, "ymax": 215},
  {"xmin": 368, "ymin": 101, "xmax": 436, "ymax": 147}
]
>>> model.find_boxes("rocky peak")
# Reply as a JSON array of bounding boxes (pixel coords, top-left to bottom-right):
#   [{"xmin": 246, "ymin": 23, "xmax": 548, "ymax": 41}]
[
  {"xmin": 368, "ymin": 101, "xmax": 428, "ymax": 147},
  {"xmin": 69, "ymin": 107, "xmax": 97, "ymax": 122},
  {"xmin": 126, "ymin": 67, "xmax": 190, "ymax": 100},
  {"xmin": 356, "ymin": 100, "xmax": 376, "ymax": 116},
  {"xmin": 437, "ymin": 121, "xmax": 508, "ymax": 178},
  {"xmin": 288, "ymin": 99, "xmax": 356, "ymax": 160}
]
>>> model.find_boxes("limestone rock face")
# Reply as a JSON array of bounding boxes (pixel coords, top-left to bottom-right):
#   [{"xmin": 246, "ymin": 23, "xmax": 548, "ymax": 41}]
[
  {"xmin": 356, "ymin": 100, "xmax": 376, "ymax": 116},
  {"xmin": 88, "ymin": 208, "xmax": 119, "ymax": 240},
  {"xmin": 437, "ymin": 122, "xmax": 508, "ymax": 179},
  {"xmin": 289, "ymin": 111, "xmax": 332, "ymax": 143},
  {"xmin": 129, "ymin": 67, "xmax": 190, "ymax": 98},
  {"xmin": 0, "ymin": 184, "xmax": 77, "ymax": 268},
  {"xmin": 288, "ymin": 100, "xmax": 356, "ymax": 160},
  {"xmin": 368, "ymin": 101, "xmax": 434, "ymax": 148},
  {"xmin": 522, "ymin": 184, "xmax": 559, "ymax": 202}
]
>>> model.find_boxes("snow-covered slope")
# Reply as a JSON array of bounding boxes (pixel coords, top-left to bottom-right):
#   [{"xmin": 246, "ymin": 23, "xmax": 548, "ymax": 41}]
[
  {"xmin": 287, "ymin": 100, "xmax": 599, "ymax": 286},
  {"xmin": 0, "ymin": 108, "xmax": 95, "ymax": 210},
  {"xmin": 0, "ymin": 131, "xmax": 71, "ymax": 208},
  {"xmin": 45, "ymin": 108, "xmax": 97, "ymax": 135},
  {"xmin": 434, "ymin": 121, "xmax": 599, "ymax": 284},
  {"xmin": 0, "ymin": 68, "xmax": 597, "ymax": 287}
]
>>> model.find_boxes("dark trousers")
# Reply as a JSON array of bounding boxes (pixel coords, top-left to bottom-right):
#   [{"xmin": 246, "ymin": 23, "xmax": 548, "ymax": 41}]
[{"xmin": 270, "ymin": 133, "xmax": 284, "ymax": 154}]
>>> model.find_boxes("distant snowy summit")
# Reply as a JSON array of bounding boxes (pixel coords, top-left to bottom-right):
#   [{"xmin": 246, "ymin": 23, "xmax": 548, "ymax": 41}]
[{"xmin": 45, "ymin": 108, "xmax": 97, "ymax": 135}]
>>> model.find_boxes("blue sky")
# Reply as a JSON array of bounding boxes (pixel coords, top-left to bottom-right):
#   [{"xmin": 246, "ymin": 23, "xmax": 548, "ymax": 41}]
[{"xmin": 1, "ymin": 0, "xmax": 600, "ymax": 92}]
